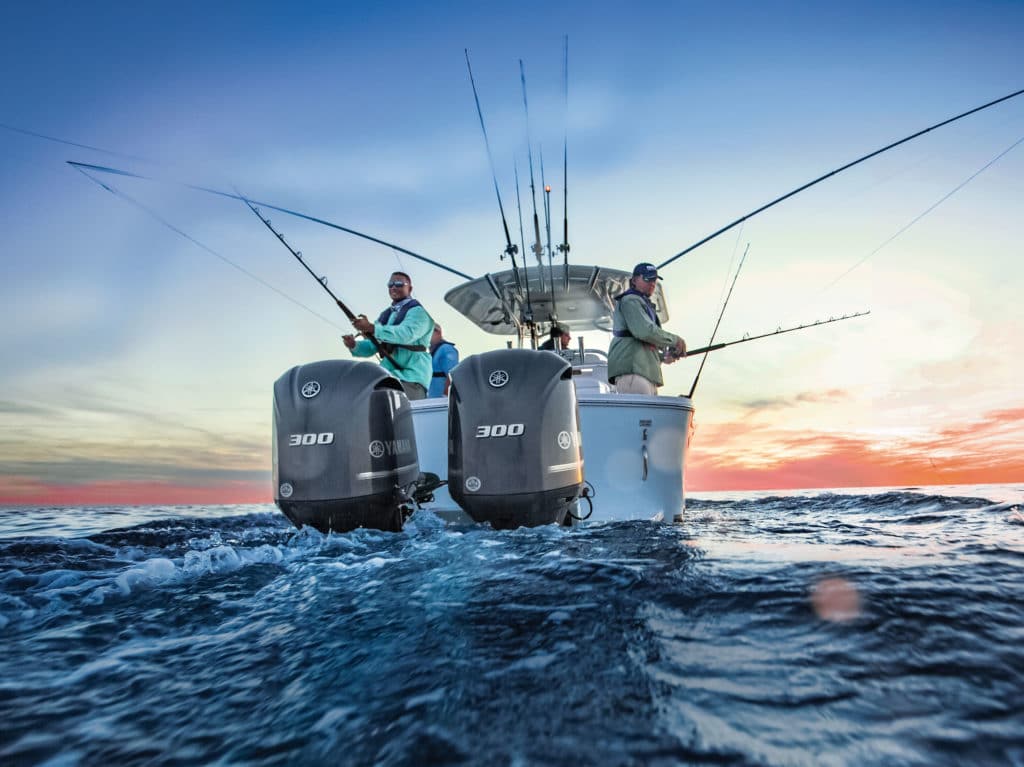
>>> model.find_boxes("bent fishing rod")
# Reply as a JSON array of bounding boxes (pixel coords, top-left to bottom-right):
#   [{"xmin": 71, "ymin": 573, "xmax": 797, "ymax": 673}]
[
  {"xmin": 674, "ymin": 310, "xmax": 871, "ymax": 361},
  {"xmin": 657, "ymin": 87, "xmax": 1024, "ymax": 270},
  {"xmin": 65, "ymin": 161, "xmax": 473, "ymax": 281},
  {"xmin": 239, "ymin": 194, "xmax": 399, "ymax": 367},
  {"xmin": 72, "ymin": 164, "xmax": 346, "ymax": 330}
]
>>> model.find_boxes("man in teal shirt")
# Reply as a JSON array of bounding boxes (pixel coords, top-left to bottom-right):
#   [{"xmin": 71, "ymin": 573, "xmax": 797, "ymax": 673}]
[
  {"xmin": 344, "ymin": 271, "xmax": 434, "ymax": 400},
  {"xmin": 607, "ymin": 262, "xmax": 686, "ymax": 396}
]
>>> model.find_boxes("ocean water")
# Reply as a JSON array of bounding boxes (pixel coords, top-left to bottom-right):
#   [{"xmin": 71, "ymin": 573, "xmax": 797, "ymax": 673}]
[{"xmin": 1, "ymin": 484, "xmax": 1022, "ymax": 766}]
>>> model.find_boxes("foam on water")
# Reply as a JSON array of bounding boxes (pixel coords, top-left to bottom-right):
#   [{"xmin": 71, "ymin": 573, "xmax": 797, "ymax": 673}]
[{"xmin": 0, "ymin": 485, "xmax": 1022, "ymax": 765}]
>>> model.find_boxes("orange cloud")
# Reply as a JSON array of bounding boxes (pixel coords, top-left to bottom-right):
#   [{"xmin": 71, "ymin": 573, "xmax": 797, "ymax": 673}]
[
  {"xmin": 0, "ymin": 478, "xmax": 271, "ymax": 507},
  {"xmin": 3, "ymin": 407, "xmax": 1021, "ymax": 504},
  {"xmin": 687, "ymin": 406, "xmax": 1024, "ymax": 490}
]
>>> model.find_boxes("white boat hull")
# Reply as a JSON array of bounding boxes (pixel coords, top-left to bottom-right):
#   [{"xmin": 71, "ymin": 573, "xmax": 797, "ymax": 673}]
[{"xmin": 410, "ymin": 392, "xmax": 693, "ymax": 525}]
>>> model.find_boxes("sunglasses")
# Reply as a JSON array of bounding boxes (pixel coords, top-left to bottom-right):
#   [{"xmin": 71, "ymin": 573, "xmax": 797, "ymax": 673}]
[
  {"xmin": 387, "ymin": 280, "xmax": 408, "ymax": 288},
  {"xmin": 640, "ymin": 275, "xmax": 658, "ymax": 283}
]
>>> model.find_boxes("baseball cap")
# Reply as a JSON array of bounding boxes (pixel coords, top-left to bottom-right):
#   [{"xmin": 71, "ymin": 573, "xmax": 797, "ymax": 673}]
[{"xmin": 632, "ymin": 262, "xmax": 662, "ymax": 281}]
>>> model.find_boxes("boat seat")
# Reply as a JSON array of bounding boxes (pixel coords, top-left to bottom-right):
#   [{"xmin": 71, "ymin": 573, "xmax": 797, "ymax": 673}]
[{"xmin": 568, "ymin": 349, "xmax": 612, "ymax": 393}]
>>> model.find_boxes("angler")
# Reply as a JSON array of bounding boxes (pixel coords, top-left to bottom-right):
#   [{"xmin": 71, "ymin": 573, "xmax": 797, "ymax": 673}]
[
  {"xmin": 608, "ymin": 262, "xmax": 688, "ymax": 395},
  {"xmin": 345, "ymin": 272, "xmax": 435, "ymax": 401}
]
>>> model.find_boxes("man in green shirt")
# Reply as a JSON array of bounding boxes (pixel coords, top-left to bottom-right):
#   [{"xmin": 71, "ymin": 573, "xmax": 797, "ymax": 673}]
[
  {"xmin": 607, "ymin": 262, "xmax": 686, "ymax": 396},
  {"xmin": 343, "ymin": 271, "xmax": 435, "ymax": 400}
]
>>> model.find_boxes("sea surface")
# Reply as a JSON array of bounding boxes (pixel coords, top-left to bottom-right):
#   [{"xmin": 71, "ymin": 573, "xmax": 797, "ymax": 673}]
[{"xmin": 1, "ymin": 484, "xmax": 1022, "ymax": 766}]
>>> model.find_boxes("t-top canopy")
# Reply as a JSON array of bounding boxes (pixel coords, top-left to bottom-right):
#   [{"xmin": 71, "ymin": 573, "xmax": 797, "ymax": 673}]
[{"xmin": 443, "ymin": 264, "xmax": 669, "ymax": 335}]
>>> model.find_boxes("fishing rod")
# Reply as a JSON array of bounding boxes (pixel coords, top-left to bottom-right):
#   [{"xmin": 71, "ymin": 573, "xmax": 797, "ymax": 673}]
[
  {"xmin": 72, "ymin": 164, "xmax": 346, "ymax": 330},
  {"xmin": 819, "ymin": 131, "xmax": 1024, "ymax": 294},
  {"xmin": 514, "ymin": 160, "xmax": 538, "ymax": 347},
  {"xmin": 656, "ymin": 87, "xmax": 1024, "ymax": 271},
  {"xmin": 239, "ymin": 194, "xmax": 399, "ymax": 366},
  {"xmin": 520, "ymin": 60, "xmax": 546, "ymax": 288},
  {"xmin": 678, "ymin": 310, "xmax": 871, "ymax": 360},
  {"xmin": 688, "ymin": 242, "xmax": 750, "ymax": 398},
  {"xmin": 540, "ymin": 151, "xmax": 559, "ymax": 324},
  {"xmin": 66, "ymin": 161, "xmax": 473, "ymax": 281},
  {"xmin": 464, "ymin": 49, "xmax": 522, "ymax": 296},
  {"xmin": 2, "ymin": 122, "xmax": 156, "ymax": 164},
  {"xmin": 558, "ymin": 35, "xmax": 570, "ymax": 290}
]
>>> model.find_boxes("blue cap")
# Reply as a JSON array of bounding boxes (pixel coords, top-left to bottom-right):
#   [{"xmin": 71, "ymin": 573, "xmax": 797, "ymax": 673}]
[{"xmin": 632, "ymin": 262, "xmax": 662, "ymax": 281}]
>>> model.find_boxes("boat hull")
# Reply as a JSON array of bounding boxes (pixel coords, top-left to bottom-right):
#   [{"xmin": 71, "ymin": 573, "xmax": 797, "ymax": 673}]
[{"xmin": 410, "ymin": 392, "xmax": 692, "ymax": 524}]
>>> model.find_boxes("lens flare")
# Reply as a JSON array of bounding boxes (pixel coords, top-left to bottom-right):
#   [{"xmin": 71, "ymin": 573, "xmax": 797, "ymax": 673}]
[{"xmin": 811, "ymin": 577, "xmax": 861, "ymax": 622}]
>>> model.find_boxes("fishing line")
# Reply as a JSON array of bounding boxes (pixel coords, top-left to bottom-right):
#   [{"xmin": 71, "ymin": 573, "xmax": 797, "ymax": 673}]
[
  {"xmin": 72, "ymin": 166, "xmax": 346, "ymax": 330},
  {"xmin": 718, "ymin": 221, "xmax": 745, "ymax": 306},
  {"xmin": 67, "ymin": 161, "xmax": 473, "ymax": 280},
  {"xmin": 819, "ymin": 132, "xmax": 1024, "ymax": 294},
  {"xmin": 238, "ymin": 193, "xmax": 398, "ymax": 364},
  {"xmin": 657, "ymin": 87, "xmax": 1024, "ymax": 270},
  {"xmin": 807, "ymin": 110, "xmax": 1024, "ymax": 219},
  {"xmin": 392, "ymin": 249, "xmax": 408, "ymax": 276},
  {"xmin": 688, "ymin": 243, "xmax": 750, "ymax": 399}
]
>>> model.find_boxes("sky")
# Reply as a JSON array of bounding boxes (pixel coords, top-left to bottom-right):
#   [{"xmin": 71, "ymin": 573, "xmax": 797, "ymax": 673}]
[{"xmin": 1, "ymin": 0, "xmax": 1022, "ymax": 505}]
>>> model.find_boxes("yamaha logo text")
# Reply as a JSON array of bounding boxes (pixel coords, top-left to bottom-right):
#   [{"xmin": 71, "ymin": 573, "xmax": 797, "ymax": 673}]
[{"xmin": 368, "ymin": 438, "xmax": 412, "ymax": 458}]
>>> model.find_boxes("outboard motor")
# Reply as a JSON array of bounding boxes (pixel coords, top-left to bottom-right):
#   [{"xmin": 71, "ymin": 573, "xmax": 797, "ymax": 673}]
[
  {"xmin": 273, "ymin": 359, "xmax": 419, "ymax": 533},
  {"xmin": 449, "ymin": 349, "xmax": 583, "ymax": 528}
]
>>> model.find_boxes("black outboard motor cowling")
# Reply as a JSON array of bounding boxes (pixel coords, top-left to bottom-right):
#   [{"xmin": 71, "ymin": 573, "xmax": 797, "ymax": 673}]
[
  {"xmin": 273, "ymin": 359, "xmax": 419, "ymax": 533},
  {"xmin": 449, "ymin": 349, "xmax": 583, "ymax": 529}
]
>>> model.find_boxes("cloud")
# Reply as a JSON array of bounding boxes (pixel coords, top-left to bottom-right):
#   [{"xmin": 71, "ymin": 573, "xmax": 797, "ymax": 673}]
[
  {"xmin": 736, "ymin": 387, "xmax": 851, "ymax": 412},
  {"xmin": 795, "ymin": 389, "xmax": 848, "ymax": 403},
  {"xmin": 737, "ymin": 397, "xmax": 791, "ymax": 411},
  {"xmin": 0, "ymin": 457, "xmax": 268, "ymax": 485},
  {"xmin": 0, "ymin": 477, "xmax": 271, "ymax": 507},
  {"xmin": 687, "ymin": 405, "xmax": 1024, "ymax": 490},
  {"xmin": 0, "ymin": 400, "xmax": 57, "ymax": 416}
]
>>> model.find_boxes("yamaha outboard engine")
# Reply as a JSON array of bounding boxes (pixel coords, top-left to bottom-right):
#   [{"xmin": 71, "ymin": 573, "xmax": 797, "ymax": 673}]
[
  {"xmin": 273, "ymin": 359, "xmax": 419, "ymax": 533},
  {"xmin": 449, "ymin": 349, "xmax": 583, "ymax": 529}
]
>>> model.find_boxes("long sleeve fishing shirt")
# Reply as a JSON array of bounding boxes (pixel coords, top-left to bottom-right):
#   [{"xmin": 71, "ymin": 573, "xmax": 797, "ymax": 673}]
[
  {"xmin": 351, "ymin": 301, "xmax": 434, "ymax": 390},
  {"xmin": 607, "ymin": 293, "xmax": 682, "ymax": 388}
]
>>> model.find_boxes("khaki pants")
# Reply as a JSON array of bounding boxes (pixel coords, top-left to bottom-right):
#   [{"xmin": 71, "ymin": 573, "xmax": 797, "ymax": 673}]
[{"xmin": 614, "ymin": 374, "xmax": 658, "ymax": 396}]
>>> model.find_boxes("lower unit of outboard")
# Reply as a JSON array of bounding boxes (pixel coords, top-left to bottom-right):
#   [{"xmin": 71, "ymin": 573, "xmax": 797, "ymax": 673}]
[
  {"xmin": 448, "ymin": 348, "xmax": 584, "ymax": 529},
  {"xmin": 273, "ymin": 360, "xmax": 419, "ymax": 533}
]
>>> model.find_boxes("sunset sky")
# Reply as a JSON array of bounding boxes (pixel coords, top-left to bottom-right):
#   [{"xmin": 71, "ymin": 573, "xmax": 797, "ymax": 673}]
[{"xmin": 1, "ymin": 1, "xmax": 1022, "ymax": 505}]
